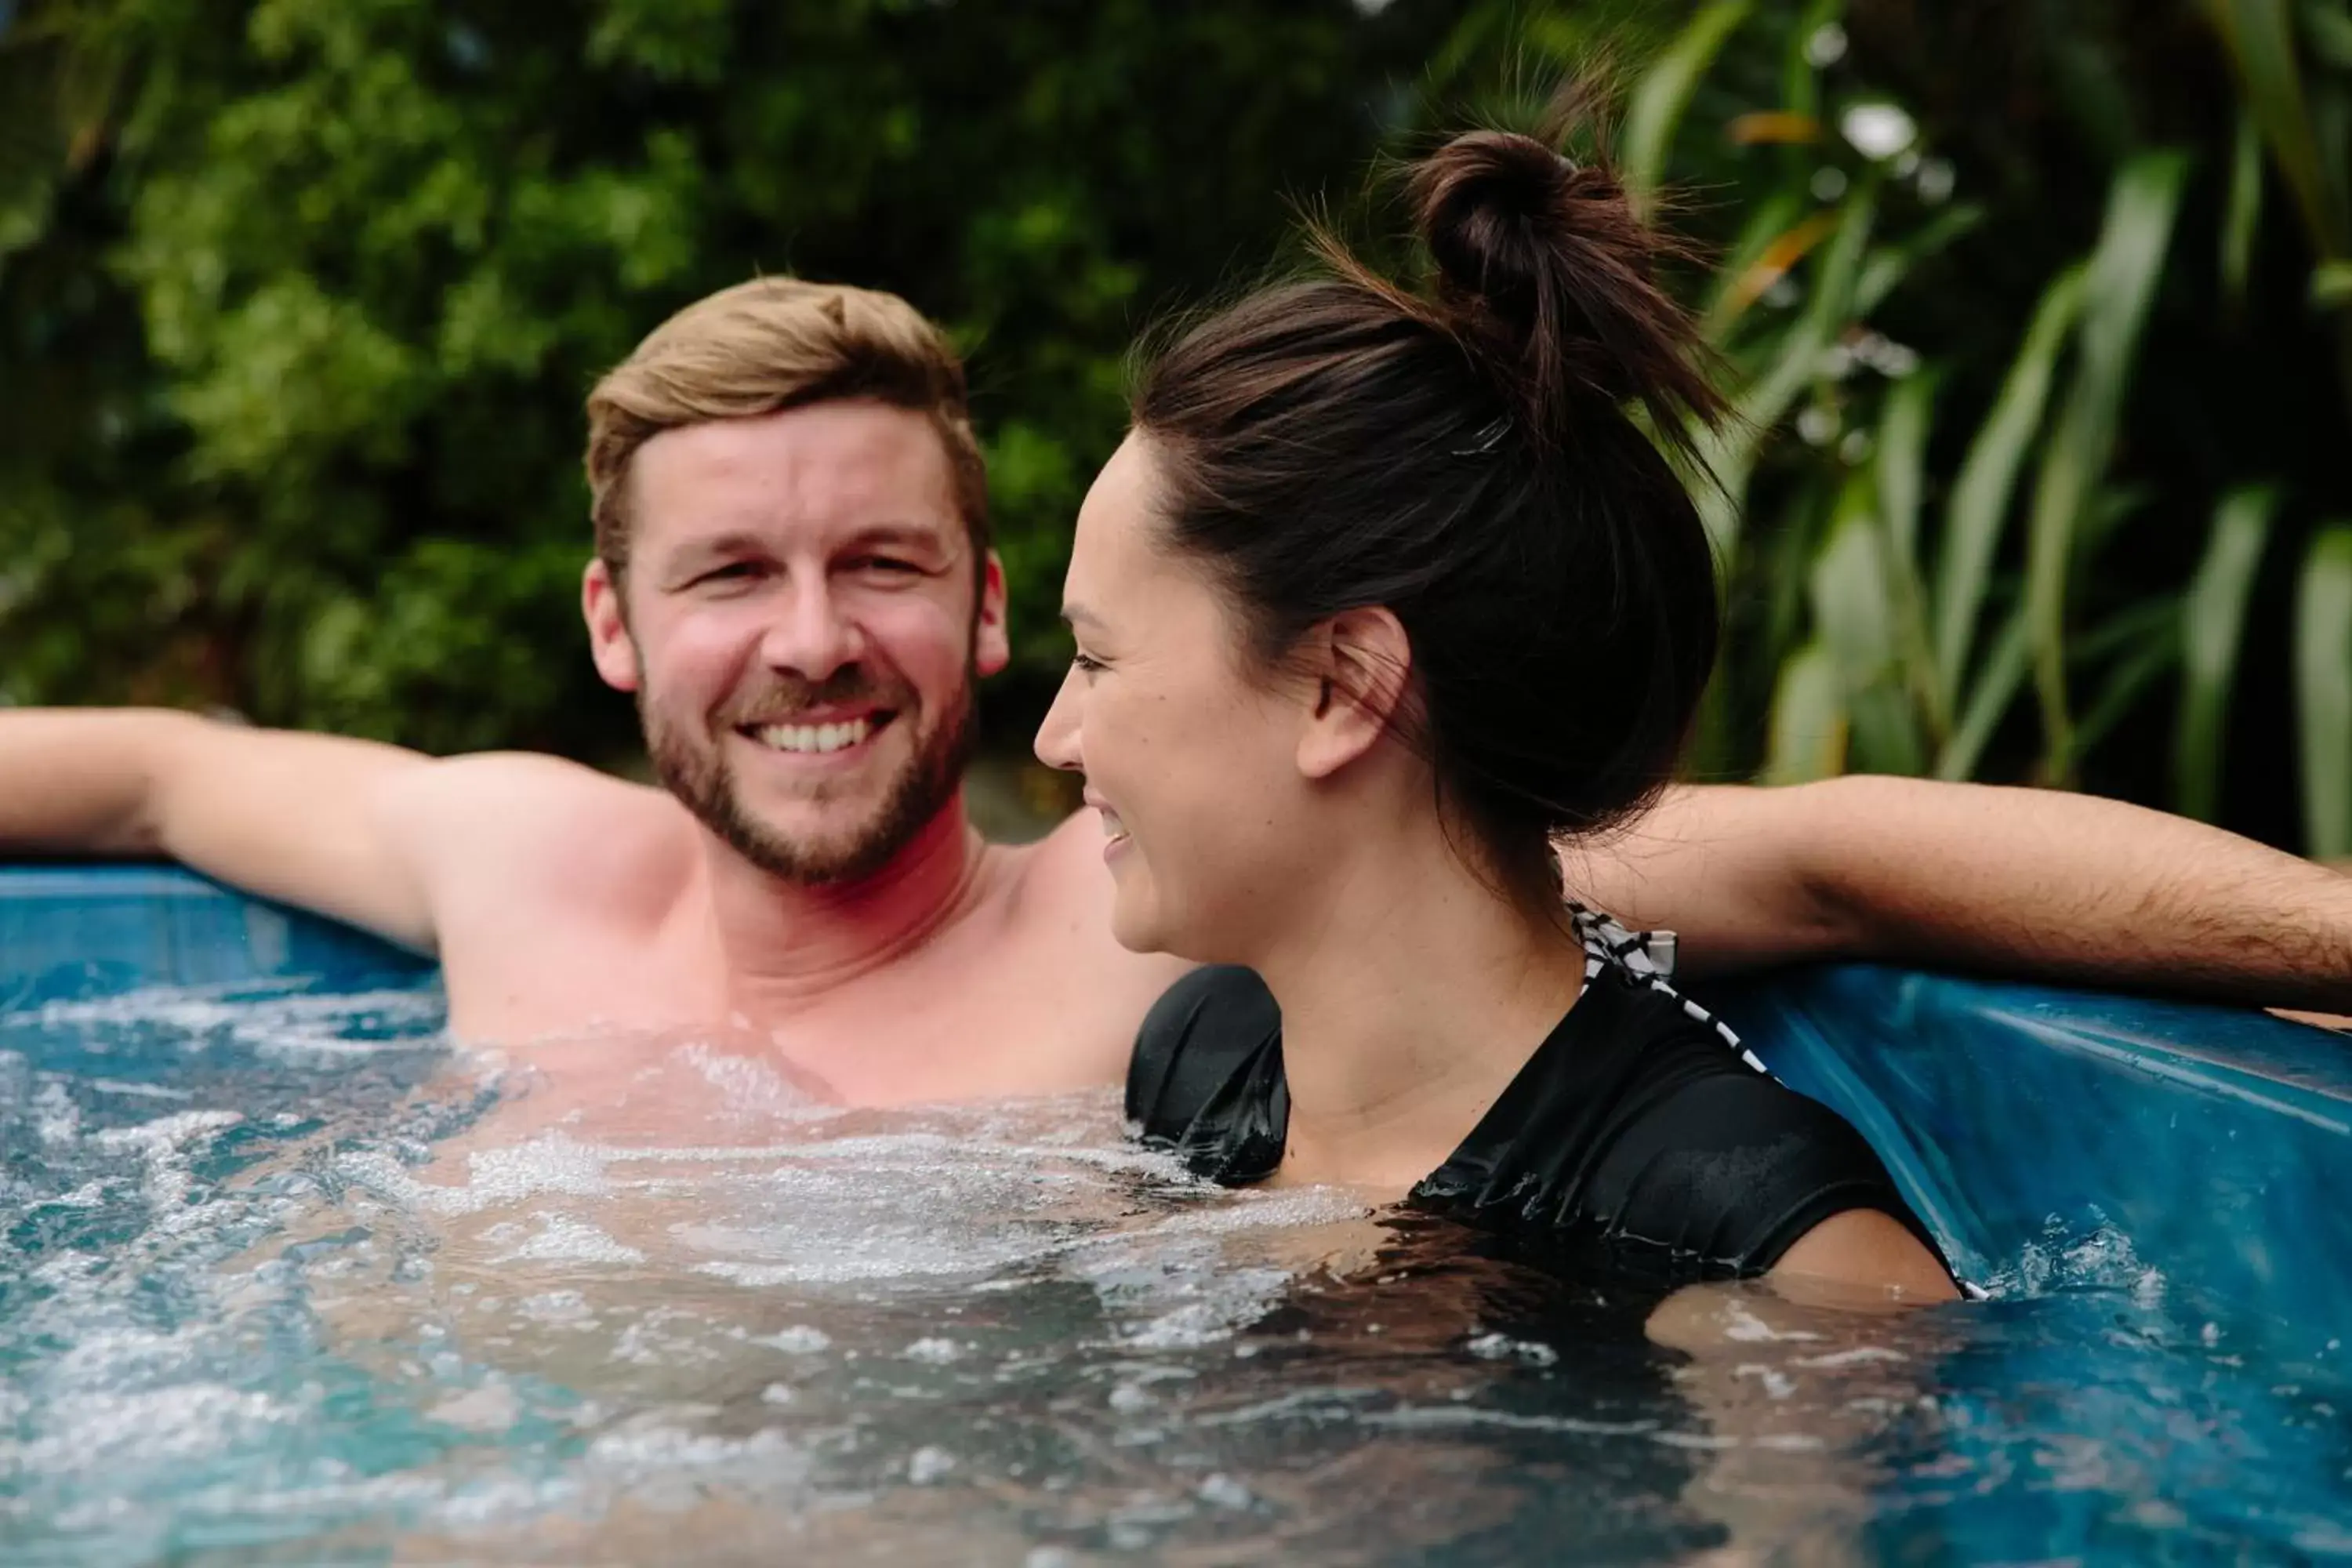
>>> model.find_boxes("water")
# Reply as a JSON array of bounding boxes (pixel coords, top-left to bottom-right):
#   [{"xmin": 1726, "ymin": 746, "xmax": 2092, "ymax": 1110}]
[{"xmin": 4, "ymin": 978, "xmax": 2351, "ymax": 1564}]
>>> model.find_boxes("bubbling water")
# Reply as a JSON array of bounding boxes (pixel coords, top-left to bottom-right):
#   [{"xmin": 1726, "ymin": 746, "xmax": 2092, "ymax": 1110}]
[{"xmin": 4, "ymin": 982, "xmax": 2352, "ymax": 1565}]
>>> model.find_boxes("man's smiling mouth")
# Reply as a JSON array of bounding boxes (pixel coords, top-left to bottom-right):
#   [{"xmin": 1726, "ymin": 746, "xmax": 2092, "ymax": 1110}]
[{"xmin": 743, "ymin": 712, "xmax": 895, "ymax": 754}]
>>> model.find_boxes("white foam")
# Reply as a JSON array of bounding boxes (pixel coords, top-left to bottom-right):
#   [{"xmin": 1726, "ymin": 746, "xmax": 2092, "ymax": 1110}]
[
  {"xmin": 0, "ymin": 1383, "xmax": 297, "ymax": 1474},
  {"xmin": 1978, "ymin": 1214, "xmax": 2157, "ymax": 1300},
  {"xmin": 89, "ymin": 1109, "xmax": 242, "ymax": 1210},
  {"xmin": 339, "ymin": 1131, "xmax": 613, "ymax": 1215},
  {"xmin": 27, "ymin": 985, "xmax": 445, "ymax": 1060},
  {"xmin": 1465, "ymin": 1331, "xmax": 1559, "ymax": 1367},
  {"xmin": 902, "ymin": 1337, "xmax": 965, "ymax": 1364},
  {"xmin": 492, "ymin": 1212, "xmax": 644, "ymax": 1265},
  {"xmin": 515, "ymin": 1290, "xmax": 596, "ymax": 1327},
  {"xmin": 84, "ymin": 1078, "xmax": 191, "ymax": 1101},
  {"xmin": 674, "ymin": 1042, "xmax": 826, "ymax": 1118},
  {"xmin": 32, "ymin": 1079, "xmax": 81, "ymax": 1146}
]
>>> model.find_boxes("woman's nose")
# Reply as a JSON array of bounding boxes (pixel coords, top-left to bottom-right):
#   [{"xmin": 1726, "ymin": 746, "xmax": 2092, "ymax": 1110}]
[{"xmin": 1034, "ymin": 665, "xmax": 1085, "ymax": 771}]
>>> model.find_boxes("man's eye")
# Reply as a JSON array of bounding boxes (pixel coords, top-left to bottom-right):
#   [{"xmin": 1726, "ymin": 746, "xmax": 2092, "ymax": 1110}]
[
  {"xmin": 694, "ymin": 562, "xmax": 761, "ymax": 586},
  {"xmin": 851, "ymin": 556, "xmax": 922, "ymax": 575}
]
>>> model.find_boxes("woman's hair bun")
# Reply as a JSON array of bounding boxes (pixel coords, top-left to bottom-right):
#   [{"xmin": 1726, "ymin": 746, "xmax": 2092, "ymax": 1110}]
[
  {"xmin": 1410, "ymin": 130, "xmax": 1583, "ymax": 330},
  {"xmin": 1406, "ymin": 124, "xmax": 1723, "ymax": 449}
]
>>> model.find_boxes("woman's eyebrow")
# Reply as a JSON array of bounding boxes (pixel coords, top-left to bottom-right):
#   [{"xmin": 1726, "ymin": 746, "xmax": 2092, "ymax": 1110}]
[{"xmin": 1061, "ymin": 603, "xmax": 1102, "ymax": 632}]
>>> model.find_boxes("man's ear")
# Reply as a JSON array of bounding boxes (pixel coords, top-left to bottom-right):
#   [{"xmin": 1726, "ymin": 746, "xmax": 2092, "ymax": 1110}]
[
  {"xmin": 583, "ymin": 558, "xmax": 641, "ymax": 693},
  {"xmin": 1295, "ymin": 606, "xmax": 1412, "ymax": 781},
  {"xmin": 974, "ymin": 549, "xmax": 1011, "ymax": 677}
]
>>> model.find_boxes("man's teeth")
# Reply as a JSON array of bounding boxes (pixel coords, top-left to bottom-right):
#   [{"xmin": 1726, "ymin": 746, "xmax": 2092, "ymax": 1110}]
[{"xmin": 754, "ymin": 717, "xmax": 874, "ymax": 754}]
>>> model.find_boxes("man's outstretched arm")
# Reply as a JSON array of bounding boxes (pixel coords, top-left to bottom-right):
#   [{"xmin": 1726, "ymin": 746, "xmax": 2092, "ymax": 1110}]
[
  {"xmin": 1564, "ymin": 775, "xmax": 2352, "ymax": 1010},
  {"xmin": 0, "ymin": 709, "xmax": 439, "ymax": 953}
]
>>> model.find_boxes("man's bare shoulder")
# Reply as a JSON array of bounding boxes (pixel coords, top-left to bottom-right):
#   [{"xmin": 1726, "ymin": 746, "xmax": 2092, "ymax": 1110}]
[
  {"xmin": 999, "ymin": 812, "xmax": 1115, "ymax": 924},
  {"xmin": 1002, "ymin": 813, "xmax": 1195, "ymax": 985},
  {"xmin": 382, "ymin": 752, "xmax": 695, "ymax": 908}
]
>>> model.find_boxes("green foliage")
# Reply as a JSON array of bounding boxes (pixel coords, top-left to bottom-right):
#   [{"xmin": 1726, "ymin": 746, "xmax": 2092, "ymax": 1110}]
[
  {"xmin": 5, "ymin": 0, "xmax": 2351, "ymax": 854},
  {"xmin": 0, "ymin": 0, "xmax": 1450, "ymax": 753},
  {"xmin": 1421, "ymin": 0, "xmax": 2352, "ymax": 851}
]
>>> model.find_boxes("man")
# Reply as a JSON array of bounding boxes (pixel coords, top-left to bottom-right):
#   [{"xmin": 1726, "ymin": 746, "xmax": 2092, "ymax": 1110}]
[{"xmin": 4, "ymin": 278, "xmax": 2347, "ymax": 1104}]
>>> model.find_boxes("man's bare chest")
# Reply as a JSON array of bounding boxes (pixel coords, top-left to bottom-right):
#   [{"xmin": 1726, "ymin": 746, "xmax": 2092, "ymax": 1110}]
[{"xmin": 429, "ymin": 906, "xmax": 1135, "ymax": 1104}]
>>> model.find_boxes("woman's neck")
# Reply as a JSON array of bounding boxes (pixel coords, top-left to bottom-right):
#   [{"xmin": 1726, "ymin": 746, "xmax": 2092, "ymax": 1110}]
[{"xmin": 1251, "ymin": 826, "xmax": 1588, "ymax": 1196}]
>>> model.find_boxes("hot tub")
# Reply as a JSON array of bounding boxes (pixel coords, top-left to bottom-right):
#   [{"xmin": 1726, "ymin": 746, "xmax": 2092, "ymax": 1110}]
[{"xmin": 3, "ymin": 865, "xmax": 2347, "ymax": 1563}]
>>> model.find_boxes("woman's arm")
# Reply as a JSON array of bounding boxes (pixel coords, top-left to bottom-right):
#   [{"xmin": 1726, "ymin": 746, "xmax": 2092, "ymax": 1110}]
[
  {"xmin": 1769, "ymin": 1210, "xmax": 1960, "ymax": 1305},
  {"xmin": 1563, "ymin": 775, "xmax": 2352, "ymax": 1010}
]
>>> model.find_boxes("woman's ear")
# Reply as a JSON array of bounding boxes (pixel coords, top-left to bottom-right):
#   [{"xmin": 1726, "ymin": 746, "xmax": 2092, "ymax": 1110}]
[{"xmin": 1296, "ymin": 606, "xmax": 1412, "ymax": 781}]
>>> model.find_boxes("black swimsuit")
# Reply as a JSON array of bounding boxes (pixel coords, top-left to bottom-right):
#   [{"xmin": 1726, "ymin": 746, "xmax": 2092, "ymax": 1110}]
[{"xmin": 1128, "ymin": 913, "xmax": 1944, "ymax": 1286}]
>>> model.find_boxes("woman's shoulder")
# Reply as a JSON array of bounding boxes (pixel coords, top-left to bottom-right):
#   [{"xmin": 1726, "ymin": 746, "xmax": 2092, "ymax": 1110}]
[
  {"xmin": 1597, "ymin": 1062, "xmax": 1942, "ymax": 1277},
  {"xmin": 1424, "ymin": 960, "xmax": 1940, "ymax": 1280},
  {"xmin": 1127, "ymin": 966, "xmax": 1286, "ymax": 1181}
]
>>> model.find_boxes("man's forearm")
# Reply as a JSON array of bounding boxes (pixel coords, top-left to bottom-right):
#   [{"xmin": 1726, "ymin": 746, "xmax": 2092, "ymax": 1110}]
[
  {"xmin": 1796, "ymin": 775, "xmax": 2352, "ymax": 1011},
  {"xmin": 0, "ymin": 709, "xmax": 199, "ymax": 855}
]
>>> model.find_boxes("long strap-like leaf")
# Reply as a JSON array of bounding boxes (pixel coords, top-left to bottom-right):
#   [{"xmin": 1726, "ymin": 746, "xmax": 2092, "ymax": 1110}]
[
  {"xmin": 2297, "ymin": 524, "xmax": 2352, "ymax": 857},
  {"xmin": 2176, "ymin": 485, "xmax": 2279, "ymax": 821},
  {"xmin": 2024, "ymin": 151, "xmax": 2188, "ymax": 781}
]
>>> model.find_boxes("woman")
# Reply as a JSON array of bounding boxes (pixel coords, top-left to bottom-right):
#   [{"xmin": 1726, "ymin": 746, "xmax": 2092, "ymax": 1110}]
[{"xmin": 1033, "ymin": 118, "xmax": 1958, "ymax": 1302}]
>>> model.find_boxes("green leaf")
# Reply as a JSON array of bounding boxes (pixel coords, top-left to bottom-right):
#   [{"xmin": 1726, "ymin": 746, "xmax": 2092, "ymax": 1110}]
[
  {"xmin": 1936, "ymin": 604, "xmax": 2031, "ymax": 781},
  {"xmin": 1810, "ymin": 477, "xmax": 1928, "ymax": 773},
  {"xmin": 1813, "ymin": 475, "xmax": 1896, "ymax": 678},
  {"xmin": 2223, "ymin": 109, "xmax": 2267, "ymax": 310},
  {"xmin": 2296, "ymin": 524, "xmax": 2352, "ymax": 856},
  {"xmin": 2313, "ymin": 259, "xmax": 2352, "ymax": 307},
  {"xmin": 1853, "ymin": 203, "xmax": 1985, "ymax": 318},
  {"xmin": 2205, "ymin": 0, "xmax": 2350, "ymax": 255},
  {"xmin": 1875, "ymin": 368, "xmax": 1936, "ymax": 570},
  {"xmin": 2076, "ymin": 608, "xmax": 2183, "ymax": 757},
  {"xmin": 1702, "ymin": 189, "xmax": 1808, "ymax": 336},
  {"xmin": 2309, "ymin": 0, "xmax": 2352, "ymax": 66},
  {"xmin": 1875, "ymin": 368, "xmax": 1947, "ymax": 737},
  {"xmin": 1693, "ymin": 187, "xmax": 1878, "ymax": 556},
  {"xmin": 1762, "ymin": 641, "xmax": 1847, "ymax": 785},
  {"xmin": 1931, "ymin": 265, "xmax": 2087, "ymax": 705},
  {"xmin": 1782, "ymin": 0, "xmax": 1846, "ymax": 123},
  {"xmin": 2175, "ymin": 485, "xmax": 2278, "ymax": 819},
  {"xmin": 2024, "ymin": 151, "xmax": 2188, "ymax": 780},
  {"xmin": 1621, "ymin": 0, "xmax": 1753, "ymax": 218}
]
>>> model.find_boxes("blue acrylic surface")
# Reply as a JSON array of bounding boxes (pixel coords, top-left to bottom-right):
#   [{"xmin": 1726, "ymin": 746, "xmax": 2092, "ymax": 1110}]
[{"xmin": 3, "ymin": 863, "xmax": 2349, "ymax": 1563}]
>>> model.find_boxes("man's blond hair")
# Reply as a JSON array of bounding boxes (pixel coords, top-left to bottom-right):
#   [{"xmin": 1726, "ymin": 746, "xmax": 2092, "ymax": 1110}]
[{"xmin": 584, "ymin": 277, "xmax": 989, "ymax": 574}]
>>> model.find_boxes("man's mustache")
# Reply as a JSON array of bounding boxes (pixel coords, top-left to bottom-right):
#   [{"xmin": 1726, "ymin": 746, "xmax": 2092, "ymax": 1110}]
[{"xmin": 720, "ymin": 668, "xmax": 913, "ymax": 724}]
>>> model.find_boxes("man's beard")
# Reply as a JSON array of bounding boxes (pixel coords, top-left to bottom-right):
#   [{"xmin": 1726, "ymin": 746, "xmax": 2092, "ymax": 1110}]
[{"xmin": 639, "ymin": 662, "xmax": 978, "ymax": 887}]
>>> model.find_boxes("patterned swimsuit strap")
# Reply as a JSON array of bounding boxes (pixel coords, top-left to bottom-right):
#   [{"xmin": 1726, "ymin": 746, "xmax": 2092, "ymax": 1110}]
[{"xmin": 1563, "ymin": 901, "xmax": 1771, "ymax": 1076}]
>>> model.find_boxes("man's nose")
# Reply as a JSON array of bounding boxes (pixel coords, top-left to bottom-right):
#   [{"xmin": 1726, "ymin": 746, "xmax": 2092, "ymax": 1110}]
[{"xmin": 759, "ymin": 576, "xmax": 863, "ymax": 681}]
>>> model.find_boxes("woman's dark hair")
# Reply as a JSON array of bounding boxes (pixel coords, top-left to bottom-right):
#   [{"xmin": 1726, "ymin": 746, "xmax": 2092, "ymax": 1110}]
[{"xmin": 1130, "ymin": 104, "xmax": 1730, "ymax": 910}]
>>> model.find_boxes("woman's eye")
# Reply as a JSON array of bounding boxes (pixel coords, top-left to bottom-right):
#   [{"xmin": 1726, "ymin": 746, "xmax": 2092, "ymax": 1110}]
[{"xmin": 1071, "ymin": 650, "xmax": 1107, "ymax": 673}]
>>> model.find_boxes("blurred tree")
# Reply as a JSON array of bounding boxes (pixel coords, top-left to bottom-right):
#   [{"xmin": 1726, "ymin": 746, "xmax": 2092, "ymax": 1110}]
[
  {"xmin": 6, "ymin": 0, "xmax": 2350, "ymax": 852},
  {"xmin": 1413, "ymin": 0, "xmax": 2352, "ymax": 852},
  {"xmin": 0, "ymin": 0, "xmax": 1451, "ymax": 757}
]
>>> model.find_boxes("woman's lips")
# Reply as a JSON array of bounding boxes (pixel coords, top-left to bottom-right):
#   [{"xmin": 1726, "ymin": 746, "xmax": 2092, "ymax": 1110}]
[{"xmin": 1091, "ymin": 800, "xmax": 1131, "ymax": 859}]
